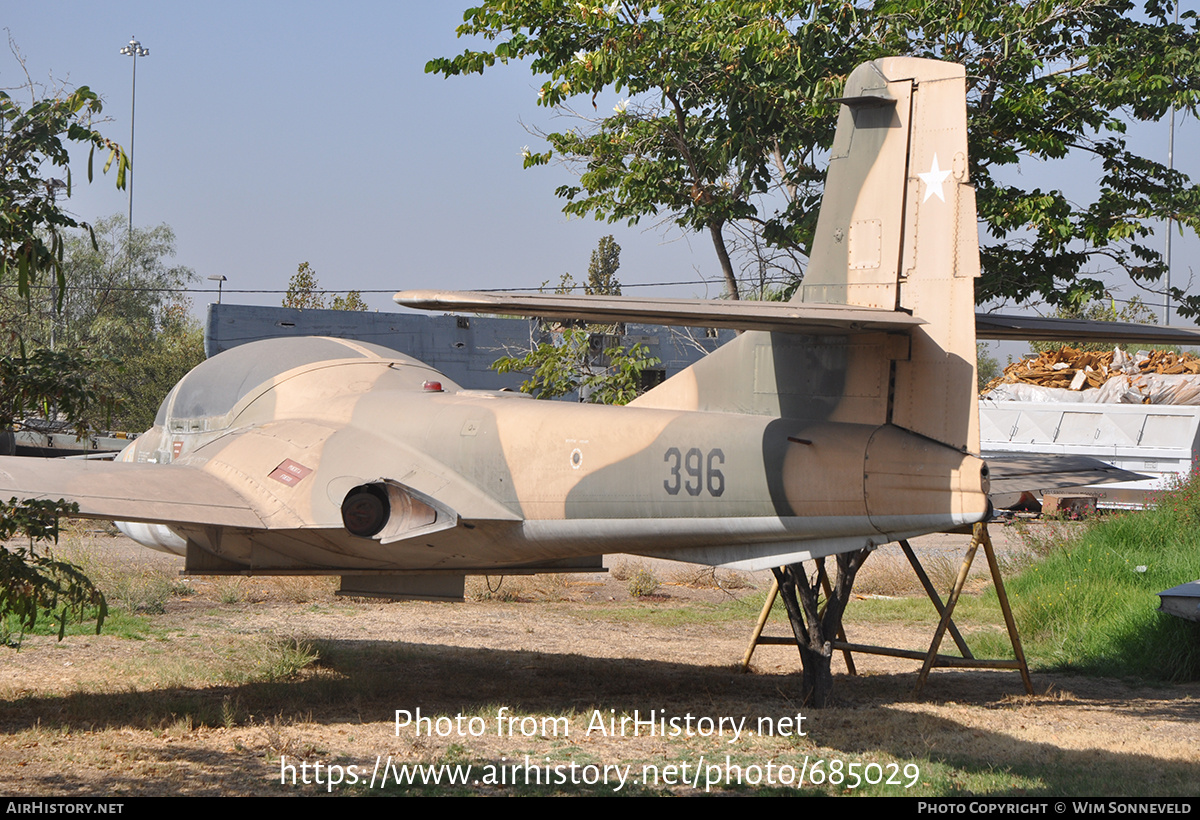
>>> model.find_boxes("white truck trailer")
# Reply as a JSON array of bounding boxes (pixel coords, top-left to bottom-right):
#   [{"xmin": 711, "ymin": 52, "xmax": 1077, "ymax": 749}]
[{"xmin": 980, "ymin": 400, "xmax": 1200, "ymax": 508}]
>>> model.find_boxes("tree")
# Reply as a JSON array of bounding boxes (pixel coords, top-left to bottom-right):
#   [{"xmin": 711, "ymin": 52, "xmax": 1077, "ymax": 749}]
[
  {"xmin": 493, "ymin": 328, "xmax": 660, "ymax": 404},
  {"xmin": 585, "ymin": 234, "xmax": 621, "ymax": 296},
  {"xmin": 1, "ymin": 85, "xmax": 128, "ymax": 303},
  {"xmin": 0, "ymin": 215, "xmax": 205, "ymax": 432},
  {"xmin": 282, "ymin": 262, "xmax": 368, "ymax": 311},
  {"xmin": 493, "ymin": 234, "xmax": 659, "ymax": 403},
  {"xmin": 772, "ymin": 552, "xmax": 870, "ymax": 706},
  {"xmin": 109, "ymin": 301, "xmax": 204, "ymax": 431},
  {"xmin": 282, "ymin": 261, "xmax": 323, "ymax": 310},
  {"xmin": 1029, "ymin": 295, "xmax": 1161, "ymax": 353},
  {"xmin": 429, "ymin": 3, "xmax": 1195, "ymax": 704},
  {"xmin": 429, "ymin": 1, "xmax": 1200, "ymax": 310},
  {"xmin": 0, "ymin": 496, "xmax": 106, "ymax": 644},
  {"xmin": 0, "ymin": 77, "xmax": 129, "ymax": 642},
  {"xmin": 330, "ymin": 291, "xmax": 369, "ymax": 312},
  {"xmin": 977, "ymin": 342, "xmax": 1002, "ymax": 391}
]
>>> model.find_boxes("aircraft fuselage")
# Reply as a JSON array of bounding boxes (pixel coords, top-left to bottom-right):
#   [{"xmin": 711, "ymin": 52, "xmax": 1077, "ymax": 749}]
[{"xmin": 116, "ymin": 350, "xmax": 988, "ymax": 575}]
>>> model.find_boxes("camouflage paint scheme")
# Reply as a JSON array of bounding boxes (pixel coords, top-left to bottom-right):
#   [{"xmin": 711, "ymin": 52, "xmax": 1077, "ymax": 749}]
[{"xmin": 0, "ymin": 57, "xmax": 998, "ymax": 600}]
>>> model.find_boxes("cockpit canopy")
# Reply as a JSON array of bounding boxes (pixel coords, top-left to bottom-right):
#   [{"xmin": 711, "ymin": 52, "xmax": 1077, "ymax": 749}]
[{"xmin": 154, "ymin": 337, "xmax": 424, "ymax": 429}]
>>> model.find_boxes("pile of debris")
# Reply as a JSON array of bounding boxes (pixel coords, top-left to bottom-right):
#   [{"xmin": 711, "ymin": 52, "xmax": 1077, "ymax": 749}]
[{"xmin": 982, "ymin": 347, "xmax": 1200, "ymax": 404}]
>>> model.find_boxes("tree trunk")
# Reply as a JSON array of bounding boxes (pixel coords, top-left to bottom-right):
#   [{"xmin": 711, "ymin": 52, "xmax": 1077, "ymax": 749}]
[
  {"xmin": 772, "ymin": 548, "xmax": 871, "ymax": 707},
  {"xmin": 708, "ymin": 220, "xmax": 739, "ymax": 300}
]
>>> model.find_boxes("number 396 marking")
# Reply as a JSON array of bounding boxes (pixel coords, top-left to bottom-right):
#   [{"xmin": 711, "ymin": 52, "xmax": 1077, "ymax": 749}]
[{"xmin": 663, "ymin": 447, "xmax": 725, "ymax": 497}]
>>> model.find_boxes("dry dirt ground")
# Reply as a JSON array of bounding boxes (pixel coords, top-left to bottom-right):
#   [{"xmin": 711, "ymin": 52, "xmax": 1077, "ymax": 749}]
[{"xmin": 0, "ymin": 524, "xmax": 1197, "ymax": 796}]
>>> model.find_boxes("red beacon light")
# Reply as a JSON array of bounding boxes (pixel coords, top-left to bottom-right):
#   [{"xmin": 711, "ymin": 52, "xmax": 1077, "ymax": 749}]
[{"xmin": 422, "ymin": 380, "xmax": 444, "ymax": 392}]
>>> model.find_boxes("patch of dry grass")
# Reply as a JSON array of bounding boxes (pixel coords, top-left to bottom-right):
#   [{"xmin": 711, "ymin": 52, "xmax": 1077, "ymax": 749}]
[
  {"xmin": 53, "ymin": 530, "xmax": 193, "ymax": 615},
  {"xmin": 465, "ymin": 573, "xmax": 573, "ymax": 603},
  {"xmin": 608, "ymin": 559, "xmax": 664, "ymax": 597},
  {"xmin": 608, "ymin": 560, "xmax": 635, "ymax": 582},
  {"xmin": 265, "ymin": 576, "xmax": 338, "ymax": 604},
  {"xmin": 2, "ymin": 549, "xmax": 1198, "ymax": 797},
  {"xmin": 626, "ymin": 567, "xmax": 660, "ymax": 597},
  {"xmin": 670, "ymin": 566, "xmax": 756, "ymax": 592},
  {"xmin": 854, "ymin": 547, "xmax": 992, "ymax": 598},
  {"xmin": 467, "ymin": 575, "xmax": 524, "ymax": 602}
]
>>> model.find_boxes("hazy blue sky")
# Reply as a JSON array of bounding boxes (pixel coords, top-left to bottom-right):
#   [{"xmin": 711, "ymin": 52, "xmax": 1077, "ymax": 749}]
[{"xmin": 4, "ymin": 1, "xmax": 1197, "ymax": 326}]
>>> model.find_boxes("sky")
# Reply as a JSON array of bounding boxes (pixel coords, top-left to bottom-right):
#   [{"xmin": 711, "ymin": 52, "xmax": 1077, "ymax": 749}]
[{"xmin": 3, "ymin": 1, "xmax": 1198, "ymax": 333}]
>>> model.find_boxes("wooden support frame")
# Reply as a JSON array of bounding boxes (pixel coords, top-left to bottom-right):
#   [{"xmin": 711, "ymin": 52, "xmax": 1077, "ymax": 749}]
[{"xmin": 741, "ymin": 523, "xmax": 1033, "ymax": 696}]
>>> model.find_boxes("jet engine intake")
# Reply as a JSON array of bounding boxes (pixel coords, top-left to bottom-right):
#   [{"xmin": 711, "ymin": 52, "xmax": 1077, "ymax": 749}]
[
  {"xmin": 341, "ymin": 484, "xmax": 391, "ymax": 537},
  {"xmin": 341, "ymin": 480, "xmax": 455, "ymax": 543}
]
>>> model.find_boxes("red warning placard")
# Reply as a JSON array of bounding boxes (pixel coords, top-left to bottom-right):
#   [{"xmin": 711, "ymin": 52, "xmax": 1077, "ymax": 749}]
[{"xmin": 268, "ymin": 458, "xmax": 313, "ymax": 486}]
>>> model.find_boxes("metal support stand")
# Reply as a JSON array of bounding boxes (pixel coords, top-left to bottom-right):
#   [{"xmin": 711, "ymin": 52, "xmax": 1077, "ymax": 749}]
[{"xmin": 741, "ymin": 523, "xmax": 1033, "ymax": 696}]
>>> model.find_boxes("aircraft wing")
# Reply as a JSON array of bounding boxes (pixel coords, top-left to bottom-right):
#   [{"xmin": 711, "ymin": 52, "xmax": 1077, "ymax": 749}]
[
  {"xmin": 394, "ymin": 290, "xmax": 925, "ymax": 335},
  {"xmin": 984, "ymin": 454, "xmax": 1149, "ymax": 497},
  {"xmin": 0, "ymin": 456, "xmax": 265, "ymax": 529},
  {"xmin": 977, "ymin": 314, "xmax": 1200, "ymax": 345}
]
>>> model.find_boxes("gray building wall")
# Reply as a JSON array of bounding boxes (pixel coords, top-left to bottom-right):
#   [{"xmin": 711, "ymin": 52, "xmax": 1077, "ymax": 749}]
[{"xmin": 205, "ymin": 303, "xmax": 734, "ymax": 395}]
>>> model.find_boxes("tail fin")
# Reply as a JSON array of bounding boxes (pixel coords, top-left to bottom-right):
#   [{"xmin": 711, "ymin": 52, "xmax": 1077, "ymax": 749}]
[{"xmin": 633, "ymin": 57, "xmax": 980, "ymax": 452}]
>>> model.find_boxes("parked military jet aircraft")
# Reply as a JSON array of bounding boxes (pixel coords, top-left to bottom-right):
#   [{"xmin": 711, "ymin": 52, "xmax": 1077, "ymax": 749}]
[{"xmin": 0, "ymin": 57, "xmax": 1186, "ymax": 601}]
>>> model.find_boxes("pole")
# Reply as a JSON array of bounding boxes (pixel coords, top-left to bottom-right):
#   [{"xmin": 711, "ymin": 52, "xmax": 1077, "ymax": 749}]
[{"xmin": 120, "ymin": 36, "xmax": 149, "ymax": 273}]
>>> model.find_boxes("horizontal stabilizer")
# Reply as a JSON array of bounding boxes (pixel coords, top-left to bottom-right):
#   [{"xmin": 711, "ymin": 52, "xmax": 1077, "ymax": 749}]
[
  {"xmin": 395, "ymin": 290, "xmax": 924, "ymax": 335},
  {"xmin": 0, "ymin": 457, "xmax": 265, "ymax": 528},
  {"xmin": 977, "ymin": 314, "xmax": 1200, "ymax": 345},
  {"xmin": 398, "ymin": 292, "xmax": 1200, "ymax": 347},
  {"xmin": 984, "ymin": 454, "xmax": 1148, "ymax": 496},
  {"xmin": 1158, "ymin": 580, "xmax": 1200, "ymax": 622}
]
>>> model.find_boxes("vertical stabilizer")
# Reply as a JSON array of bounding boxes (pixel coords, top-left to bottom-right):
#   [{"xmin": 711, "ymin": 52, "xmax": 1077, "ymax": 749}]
[
  {"xmin": 799, "ymin": 57, "xmax": 980, "ymax": 452},
  {"xmin": 635, "ymin": 57, "xmax": 980, "ymax": 453}
]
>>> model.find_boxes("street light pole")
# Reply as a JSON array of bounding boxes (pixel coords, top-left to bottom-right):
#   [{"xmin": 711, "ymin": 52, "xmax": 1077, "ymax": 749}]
[
  {"xmin": 208, "ymin": 275, "xmax": 227, "ymax": 304},
  {"xmin": 119, "ymin": 36, "xmax": 149, "ymax": 270}
]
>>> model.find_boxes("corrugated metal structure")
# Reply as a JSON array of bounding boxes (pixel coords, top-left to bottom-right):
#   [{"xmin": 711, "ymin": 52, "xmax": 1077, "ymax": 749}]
[{"xmin": 980, "ymin": 400, "xmax": 1200, "ymax": 507}]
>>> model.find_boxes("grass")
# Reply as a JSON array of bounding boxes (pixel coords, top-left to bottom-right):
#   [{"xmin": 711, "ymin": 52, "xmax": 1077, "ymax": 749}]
[
  {"xmin": 2, "ymin": 561, "xmax": 1196, "ymax": 797},
  {"xmin": 71, "ymin": 634, "xmax": 321, "ymax": 693},
  {"xmin": 973, "ymin": 477, "xmax": 1200, "ymax": 681},
  {"xmin": 50, "ymin": 530, "xmax": 194, "ymax": 614},
  {"xmin": 215, "ymin": 635, "xmax": 321, "ymax": 685},
  {"xmin": 349, "ymin": 749, "xmax": 1183, "ymax": 796},
  {"xmin": 266, "ymin": 575, "xmax": 338, "ymax": 603},
  {"xmin": 51, "ymin": 493, "xmax": 1193, "ymax": 687},
  {"xmin": 5, "ymin": 520, "xmax": 1197, "ymax": 797},
  {"xmin": 355, "ymin": 701, "xmax": 1198, "ymax": 796},
  {"xmin": 357, "ymin": 750, "xmax": 952, "ymax": 796},
  {"xmin": 669, "ymin": 566, "xmax": 755, "ymax": 591},
  {"xmin": 2, "ymin": 605, "xmax": 156, "ymax": 644},
  {"xmin": 626, "ymin": 567, "xmax": 660, "ymax": 597},
  {"xmin": 216, "ymin": 577, "xmax": 247, "ymax": 604},
  {"xmin": 572, "ymin": 484, "xmax": 1200, "ymax": 686},
  {"xmin": 466, "ymin": 573, "xmax": 570, "ymax": 602},
  {"xmin": 855, "ymin": 549, "xmax": 984, "ymax": 598},
  {"xmin": 848, "ymin": 590, "xmax": 1004, "ymax": 628},
  {"xmin": 0, "ymin": 529, "xmax": 179, "ymax": 644}
]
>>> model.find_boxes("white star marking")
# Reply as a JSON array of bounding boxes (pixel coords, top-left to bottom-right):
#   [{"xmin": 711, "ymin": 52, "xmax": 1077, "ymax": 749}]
[{"xmin": 918, "ymin": 154, "xmax": 951, "ymax": 203}]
